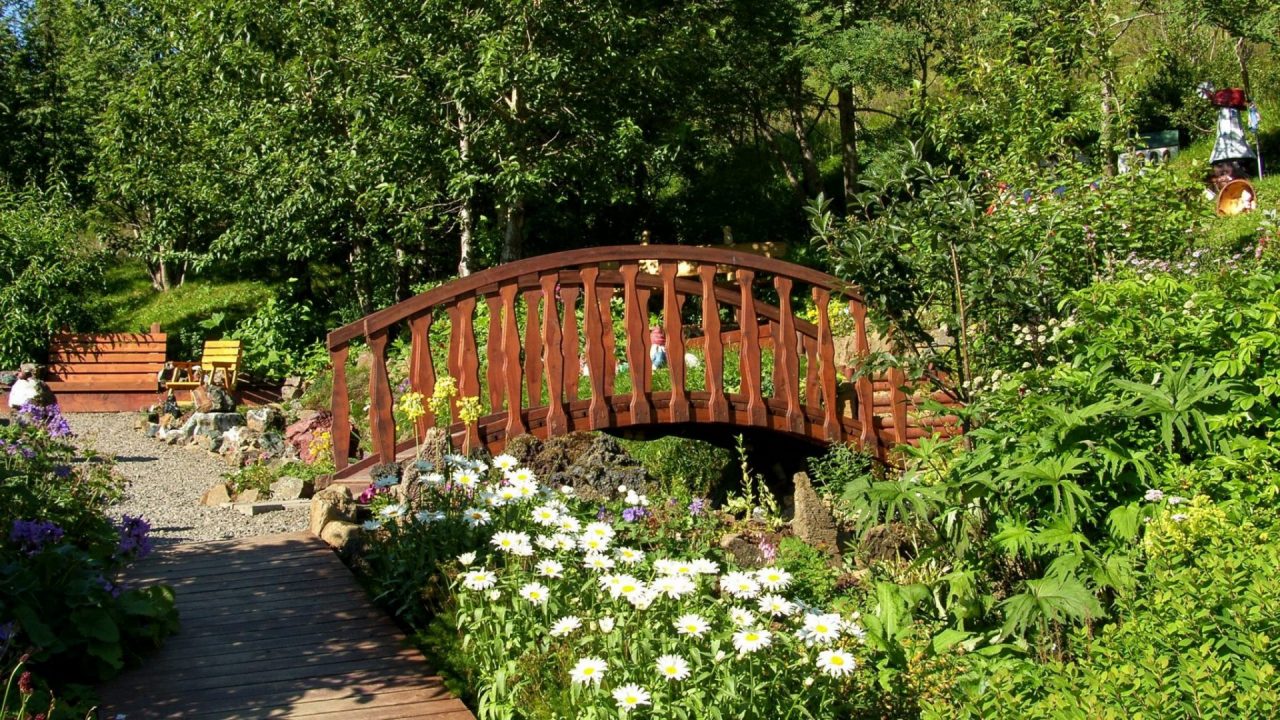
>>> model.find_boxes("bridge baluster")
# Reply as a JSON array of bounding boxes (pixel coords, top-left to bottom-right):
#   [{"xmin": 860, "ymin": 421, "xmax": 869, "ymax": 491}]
[
  {"xmin": 523, "ymin": 287, "xmax": 544, "ymax": 406},
  {"xmin": 849, "ymin": 300, "xmax": 880, "ymax": 455},
  {"xmin": 886, "ymin": 366, "xmax": 910, "ymax": 445},
  {"xmin": 803, "ymin": 336, "xmax": 820, "ymax": 410},
  {"xmin": 581, "ymin": 268, "xmax": 608, "ymax": 429},
  {"xmin": 367, "ymin": 327, "xmax": 396, "ymax": 466},
  {"xmin": 660, "ymin": 263, "xmax": 689, "ymax": 423},
  {"xmin": 812, "ymin": 289, "xmax": 842, "ymax": 443},
  {"xmin": 774, "ymin": 277, "xmax": 803, "ymax": 434},
  {"xmin": 541, "ymin": 275, "xmax": 568, "ymax": 436},
  {"xmin": 560, "ymin": 285, "xmax": 581, "ymax": 401},
  {"xmin": 597, "ymin": 285, "xmax": 617, "ymax": 395},
  {"xmin": 330, "ymin": 344, "xmax": 351, "ymax": 471},
  {"xmin": 409, "ymin": 312, "xmax": 437, "ymax": 436},
  {"xmin": 737, "ymin": 269, "xmax": 767, "ymax": 427},
  {"xmin": 446, "ymin": 304, "xmax": 464, "ymax": 422},
  {"xmin": 638, "ymin": 285, "xmax": 653, "ymax": 392},
  {"xmin": 620, "ymin": 264, "xmax": 653, "ymax": 425},
  {"xmin": 498, "ymin": 284, "xmax": 526, "ymax": 439},
  {"xmin": 455, "ymin": 297, "xmax": 482, "ymax": 450},
  {"xmin": 485, "ymin": 295, "xmax": 505, "ymax": 412},
  {"xmin": 699, "ymin": 265, "xmax": 729, "ymax": 423}
]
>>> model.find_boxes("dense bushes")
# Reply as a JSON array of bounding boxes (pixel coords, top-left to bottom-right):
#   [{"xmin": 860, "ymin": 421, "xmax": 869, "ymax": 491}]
[
  {"xmin": 1, "ymin": 406, "xmax": 177, "ymax": 716},
  {"xmin": 0, "ymin": 188, "xmax": 104, "ymax": 366}
]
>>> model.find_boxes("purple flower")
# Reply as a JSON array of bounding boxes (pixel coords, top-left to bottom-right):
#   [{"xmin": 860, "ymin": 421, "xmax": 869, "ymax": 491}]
[
  {"xmin": 17, "ymin": 403, "xmax": 72, "ymax": 439},
  {"xmin": 758, "ymin": 538, "xmax": 777, "ymax": 562},
  {"xmin": 688, "ymin": 498, "xmax": 706, "ymax": 516},
  {"xmin": 9, "ymin": 519, "xmax": 64, "ymax": 554},
  {"xmin": 621, "ymin": 506, "xmax": 648, "ymax": 523},
  {"xmin": 95, "ymin": 575, "xmax": 123, "ymax": 598},
  {"xmin": 356, "ymin": 484, "xmax": 379, "ymax": 504},
  {"xmin": 596, "ymin": 505, "xmax": 609, "ymax": 521},
  {"xmin": 116, "ymin": 515, "xmax": 153, "ymax": 559},
  {"xmin": 0, "ymin": 621, "xmax": 15, "ymax": 644},
  {"xmin": 53, "ymin": 465, "xmax": 72, "ymax": 479}
]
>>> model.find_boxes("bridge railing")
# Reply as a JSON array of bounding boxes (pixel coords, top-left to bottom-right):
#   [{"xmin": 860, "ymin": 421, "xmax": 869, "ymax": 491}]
[{"xmin": 326, "ymin": 245, "xmax": 885, "ymax": 480}]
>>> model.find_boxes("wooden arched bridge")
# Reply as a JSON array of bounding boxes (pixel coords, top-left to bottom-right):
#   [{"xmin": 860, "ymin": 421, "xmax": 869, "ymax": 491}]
[{"xmin": 326, "ymin": 245, "xmax": 959, "ymax": 484}]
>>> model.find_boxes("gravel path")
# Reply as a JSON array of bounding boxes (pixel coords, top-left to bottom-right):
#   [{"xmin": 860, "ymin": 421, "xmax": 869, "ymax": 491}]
[{"xmin": 69, "ymin": 413, "xmax": 308, "ymax": 547}]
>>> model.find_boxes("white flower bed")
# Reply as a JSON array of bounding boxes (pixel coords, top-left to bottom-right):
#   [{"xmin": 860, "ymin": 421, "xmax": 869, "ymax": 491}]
[{"xmin": 364, "ymin": 454, "xmax": 869, "ymax": 718}]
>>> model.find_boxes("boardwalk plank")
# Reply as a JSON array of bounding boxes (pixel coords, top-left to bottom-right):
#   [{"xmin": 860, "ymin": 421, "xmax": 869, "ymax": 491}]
[{"xmin": 96, "ymin": 532, "xmax": 473, "ymax": 720}]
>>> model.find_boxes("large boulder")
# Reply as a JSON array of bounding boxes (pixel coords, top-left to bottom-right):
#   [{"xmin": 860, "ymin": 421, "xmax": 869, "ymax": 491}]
[
  {"xmin": 246, "ymin": 407, "xmax": 283, "ymax": 433},
  {"xmin": 502, "ymin": 434, "xmax": 543, "ymax": 467},
  {"xmin": 319, "ymin": 520, "xmax": 363, "ymax": 556},
  {"xmin": 790, "ymin": 471, "xmax": 840, "ymax": 556},
  {"xmin": 193, "ymin": 412, "xmax": 244, "ymax": 438},
  {"xmin": 270, "ymin": 475, "xmax": 313, "ymax": 501},
  {"xmin": 534, "ymin": 432, "xmax": 649, "ymax": 502},
  {"xmin": 308, "ymin": 485, "xmax": 357, "ymax": 536},
  {"xmin": 285, "ymin": 410, "xmax": 332, "ymax": 462}
]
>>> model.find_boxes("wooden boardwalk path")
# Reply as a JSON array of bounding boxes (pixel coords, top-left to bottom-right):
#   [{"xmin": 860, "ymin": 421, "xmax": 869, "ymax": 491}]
[{"xmin": 97, "ymin": 532, "xmax": 474, "ymax": 720}]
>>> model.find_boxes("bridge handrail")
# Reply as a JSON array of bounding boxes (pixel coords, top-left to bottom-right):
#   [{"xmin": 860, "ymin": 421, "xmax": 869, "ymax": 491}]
[
  {"xmin": 327, "ymin": 244, "xmax": 889, "ymax": 478},
  {"xmin": 327, "ymin": 245, "xmax": 863, "ymax": 350}
]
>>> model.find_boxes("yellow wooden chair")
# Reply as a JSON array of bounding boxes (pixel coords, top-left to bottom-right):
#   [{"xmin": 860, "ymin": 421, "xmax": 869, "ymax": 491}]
[{"xmin": 164, "ymin": 340, "xmax": 244, "ymax": 395}]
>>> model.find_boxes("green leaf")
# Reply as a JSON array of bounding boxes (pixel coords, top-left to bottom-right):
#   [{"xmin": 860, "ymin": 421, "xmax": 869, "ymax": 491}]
[{"xmin": 72, "ymin": 607, "xmax": 121, "ymax": 643}]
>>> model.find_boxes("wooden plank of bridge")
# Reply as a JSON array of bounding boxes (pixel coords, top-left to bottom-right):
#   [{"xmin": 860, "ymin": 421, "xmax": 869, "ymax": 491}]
[{"xmin": 96, "ymin": 532, "xmax": 473, "ymax": 720}]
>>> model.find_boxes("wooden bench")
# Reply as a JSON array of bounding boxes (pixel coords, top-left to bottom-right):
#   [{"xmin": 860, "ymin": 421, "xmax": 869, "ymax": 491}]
[
  {"xmin": 47, "ymin": 324, "xmax": 166, "ymax": 412},
  {"xmin": 164, "ymin": 339, "xmax": 244, "ymax": 394}
]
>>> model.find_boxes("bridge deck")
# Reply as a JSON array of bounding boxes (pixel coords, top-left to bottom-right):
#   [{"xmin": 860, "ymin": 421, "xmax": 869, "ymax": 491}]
[{"xmin": 96, "ymin": 532, "xmax": 473, "ymax": 720}]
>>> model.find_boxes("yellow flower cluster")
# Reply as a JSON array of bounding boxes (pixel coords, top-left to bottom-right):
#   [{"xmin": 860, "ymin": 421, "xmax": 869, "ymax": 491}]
[
  {"xmin": 458, "ymin": 395, "xmax": 485, "ymax": 425},
  {"xmin": 397, "ymin": 390, "xmax": 426, "ymax": 421},
  {"xmin": 430, "ymin": 376, "xmax": 459, "ymax": 421}
]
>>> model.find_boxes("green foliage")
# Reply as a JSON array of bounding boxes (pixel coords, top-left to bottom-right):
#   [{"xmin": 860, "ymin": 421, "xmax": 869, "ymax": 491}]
[
  {"xmin": 617, "ymin": 437, "xmax": 731, "ymax": 503},
  {"xmin": 1, "ymin": 411, "xmax": 178, "ymax": 707},
  {"xmin": 0, "ymin": 187, "xmax": 104, "ymax": 366}
]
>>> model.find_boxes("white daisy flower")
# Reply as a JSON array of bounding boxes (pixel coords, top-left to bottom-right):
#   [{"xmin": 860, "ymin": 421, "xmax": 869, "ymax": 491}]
[
  {"xmin": 557, "ymin": 516, "xmax": 582, "ymax": 534},
  {"xmin": 653, "ymin": 559, "xmax": 678, "ymax": 575},
  {"xmin": 729, "ymin": 607, "xmax": 756, "ymax": 627},
  {"xmin": 462, "ymin": 570, "xmax": 497, "ymax": 591},
  {"xmin": 470, "ymin": 460, "xmax": 488, "ymax": 473},
  {"xmin": 579, "ymin": 535, "xmax": 612, "ymax": 553},
  {"xmin": 552, "ymin": 533, "xmax": 578, "ymax": 551},
  {"xmin": 444, "ymin": 453, "xmax": 468, "ymax": 467},
  {"xmin": 421, "ymin": 471, "xmax": 445, "ymax": 483},
  {"xmin": 720, "ymin": 572, "xmax": 761, "ymax": 599},
  {"xmin": 535, "ymin": 534, "xmax": 558, "ymax": 550},
  {"xmin": 654, "ymin": 575, "xmax": 696, "ymax": 599},
  {"xmin": 550, "ymin": 615, "xmax": 584, "ymax": 637},
  {"xmin": 379, "ymin": 503, "xmax": 408, "ymax": 517},
  {"xmin": 559, "ymin": 485, "xmax": 575, "ymax": 495},
  {"xmin": 815, "ymin": 649, "xmax": 857, "ymax": 677},
  {"xmin": 673, "ymin": 614, "xmax": 709, "ymax": 637},
  {"xmin": 415, "ymin": 510, "xmax": 445, "ymax": 523},
  {"xmin": 615, "ymin": 547, "xmax": 645, "ymax": 564},
  {"xmin": 487, "ymin": 589, "xmax": 501, "ymax": 601},
  {"xmin": 612, "ymin": 683, "xmax": 651, "ymax": 710},
  {"xmin": 583, "ymin": 521, "xmax": 615, "ymax": 541},
  {"xmin": 491, "ymin": 531, "xmax": 532, "ymax": 554},
  {"xmin": 597, "ymin": 616, "xmax": 616, "ymax": 633},
  {"xmin": 519, "ymin": 582, "xmax": 550, "ymax": 605},
  {"xmin": 732, "ymin": 628, "xmax": 772, "ymax": 655},
  {"xmin": 536, "ymin": 559, "xmax": 564, "ymax": 578},
  {"xmin": 627, "ymin": 587, "xmax": 658, "ymax": 610},
  {"xmin": 799, "ymin": 613, "xmax": 843, "ymax": 645},
  {"xmin": 756, "ymin": 567, "xmax": 793, "ymax": 591},
  {"xmin": 583, "ymin": 553, "xmax": 615, "ymax": 571},
  {"xmin": 655, "ymin": 654, "xmax": 691, "ymax": 681},
  {"xmin": 495, "ymin": 485, "xmax": 520, "ymax": 503},
  {"xmin": 455, "ymin": 469, "xmax": 480, "ymax": 488},
  {"xmin": 456, "ymin": 552, "xmax": 476, "ymax": 566},
  {"xmin": 568, "ymin": 656, "xmax": 607, "ymax": 685},
  {"xmin": 361, "ymin": 519, "xmax": 383, "ymax": 531},
  {"xmin": 844, "ymin": 620, "xmax": 868, "ymax": 641},
  {"xmin": 757, "ymin": 594, "xmax": 797, "ymax": 617},
  {"xmin": 511, "ymin": 478, "xmax": 539, "ymax": 498},
  {"xmin": 692, "ymin": 558, "xmax": 720, "ymax": 575},
  {"xmin": 507, "ymin": 467, "xmax": 537, "ymax": 485},
  {"xmin": 463, "ymin": 508, "xmax": 491, "ymax": 527},
  {"xmin": 493, "ymin": 454, "xmax": 519, "ymax": 471}
]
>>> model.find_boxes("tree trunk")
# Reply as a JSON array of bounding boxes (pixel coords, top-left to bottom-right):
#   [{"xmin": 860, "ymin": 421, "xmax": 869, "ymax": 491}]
[
  {"xmin": 1099, "ymin": 67, "xmax": 1119, "ymax": 177},
  {"xmin": 149, "ymin": 258, "xmax": 170, "ymax": 292},
  {"xmin": 500, "ymin": 196, "xmax": 526, "ymax": 264},
  {"xmin": 1235, "ymin": 36, "xmax": 1252, "ymax": 98},
  {"xmin": 790, "ymin": 101, "xmax": 821, "ymax": 197},
  {"xmin": 456, "ymin": 112, "xmax": 474, "ymax": 277},
  {"xmin": 836, "ymin": 86, "xmax": 859, "ymax": 213}
]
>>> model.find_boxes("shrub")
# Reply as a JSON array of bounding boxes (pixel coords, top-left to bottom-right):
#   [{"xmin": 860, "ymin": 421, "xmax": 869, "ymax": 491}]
[
  {"xmin": 0, "ymin": 187, "xmax": 104, "ymax": 366},
  {"xmin": 1, "ymin": 406, "xmax": 178, "ymax": 713}
]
